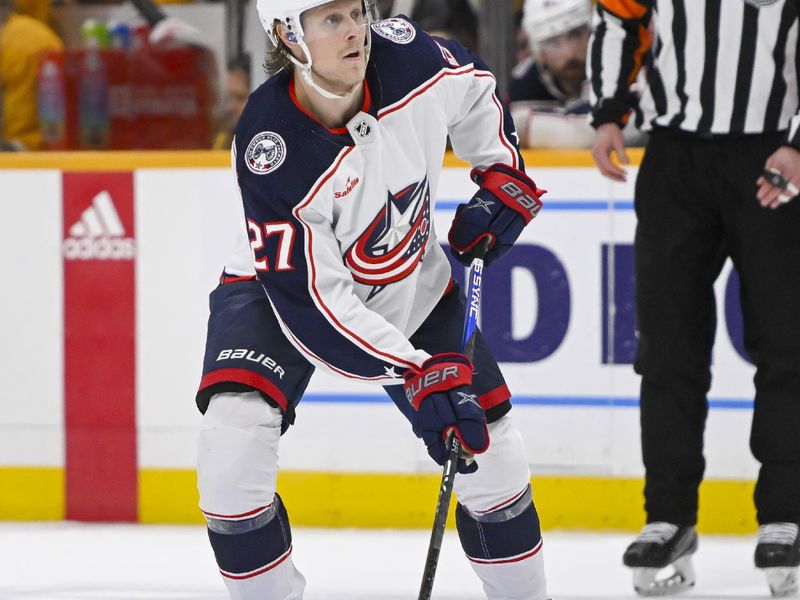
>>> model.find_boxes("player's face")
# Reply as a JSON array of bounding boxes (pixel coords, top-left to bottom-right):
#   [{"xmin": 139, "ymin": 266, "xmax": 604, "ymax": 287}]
[
  {"xmin": 538, "ymin": 25, "xmax": 590, "ymax": 90},
  {"xmin": 301, "ymin": 0, "xmax": 369, "ymax": 94}
]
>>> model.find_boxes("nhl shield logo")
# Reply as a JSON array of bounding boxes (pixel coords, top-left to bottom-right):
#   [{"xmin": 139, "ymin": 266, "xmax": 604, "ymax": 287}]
[
  {"xmin": 245, "ymin": 131, "xmax": 286, "ymax": 175},
  {"xmin": 371, "ymin": 18, "xmax": 416, "ymax": 44},
  {"xmin": 346, "ymin": 112, "xmax": 377, "ymax": 144},
  {"xmin": 354, "ymin": 120, "xmax": 372, "ymax": 138}
]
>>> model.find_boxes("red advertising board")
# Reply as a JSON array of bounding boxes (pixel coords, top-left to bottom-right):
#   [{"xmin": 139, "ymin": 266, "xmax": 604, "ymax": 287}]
[{"xmin": 62, "ymin": 172, "xmax": 137, "ymax": 521}]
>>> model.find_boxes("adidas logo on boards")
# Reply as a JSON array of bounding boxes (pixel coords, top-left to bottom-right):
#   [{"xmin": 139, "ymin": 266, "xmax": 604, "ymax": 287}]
[{"xmin": 63, "ymin": 190, "xmax": 136, "ymax": 260}]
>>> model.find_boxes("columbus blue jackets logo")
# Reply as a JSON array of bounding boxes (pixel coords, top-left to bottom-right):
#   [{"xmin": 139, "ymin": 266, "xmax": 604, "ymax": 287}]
[
  {"xmin": 372, "ymin": 18, "xmax": 416, "ymax": 44},
  {"xmin": 245, "ymin": 132, "xmax": 286, "ymax": 175},
  {"xmin": 345, "ymin": 178, "xmax": 431, "ymax": 298}
]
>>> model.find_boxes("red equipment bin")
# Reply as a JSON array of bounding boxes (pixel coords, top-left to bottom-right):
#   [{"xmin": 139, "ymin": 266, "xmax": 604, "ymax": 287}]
[{"xmin": 38, "ymin": 47, "xmax": 217, "ymax": 150}]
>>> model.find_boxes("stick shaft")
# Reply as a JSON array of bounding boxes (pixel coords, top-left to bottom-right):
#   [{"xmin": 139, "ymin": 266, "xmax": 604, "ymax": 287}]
[
  {"xmin": 129, "ymin": 0, "xmax": 167, "ymax": 26},
  {"xmin": 417, "ymin": 240, "xmax": 489, "ymax": 600},
  {"xmin": 417, "ymin": 435, "xmax": 460, "ymax": 600},
  {"xmin": 461, "ymin": 252, "xmax": 485, "ymax": 361}
]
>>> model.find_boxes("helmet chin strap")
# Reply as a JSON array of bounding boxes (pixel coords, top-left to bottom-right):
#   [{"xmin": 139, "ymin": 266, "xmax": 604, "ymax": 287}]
[
  {"xmin": 302, "ymin": 68, "xmax": 360, "ymax": 100},
  {"xmin": 289, "ymin": 45, "xmax": 360, "ymax": 100},
  {"xmin": 285, "ymin": 29, "xmax": 372, "ymax": 101}
]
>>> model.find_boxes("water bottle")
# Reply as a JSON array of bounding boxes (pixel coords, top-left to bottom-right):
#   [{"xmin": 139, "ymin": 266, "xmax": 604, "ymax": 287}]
[
  {"xmin": 79, "ymin": 50, "xmax": 110, "ymax": 149},
  {"xmin": 80, "ymin": 18, "xmax": 109, "ymax": 49},
  {"xmin": 36, "ymin": 57, "xmax": 66, "ymax": 149},
  {"xmin": 108, "ymin": 21, "xmax": 132, "ymax": 51}
]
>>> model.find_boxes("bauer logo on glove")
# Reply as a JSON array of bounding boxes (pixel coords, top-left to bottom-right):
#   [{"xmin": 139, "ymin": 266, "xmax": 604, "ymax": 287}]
[
  {"xmin": 404, "ymin": 362, "xmax": 470, "ymax": 408},
  {"xmin": 498, "ymin": 180, "xmax": 543, "ymax": 220},
  {"xmin": 403, "ymin": 353, "xmax": 489, "ymax": 474},
  {"xmin": 448, "ymin": 163, "xmax": 545, "ymax": 267}
]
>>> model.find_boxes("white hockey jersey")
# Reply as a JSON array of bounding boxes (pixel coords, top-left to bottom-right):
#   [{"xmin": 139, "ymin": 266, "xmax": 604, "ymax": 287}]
[{"xmin": 225, "ymin": 17, "xmax": 524, "ymax": 384}]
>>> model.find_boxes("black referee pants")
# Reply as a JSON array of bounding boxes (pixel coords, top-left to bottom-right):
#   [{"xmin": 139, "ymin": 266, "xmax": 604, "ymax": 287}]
[{"xmin": 634, "ymin": 130, "xmax": 800, "ymax": 526}]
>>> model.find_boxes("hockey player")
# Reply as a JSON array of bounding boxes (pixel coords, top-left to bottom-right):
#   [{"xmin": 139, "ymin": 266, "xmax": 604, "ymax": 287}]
[
  {"xmin": 194, "ymin": 1, "xmax": 548, "ymax": 598},
  {"xmin": 510, "ymin": 0, "xmax": 644, "ymax": 148},
  {"xmin": 512, "ymin": 0, "xmax": 593, "ymax": 107}
]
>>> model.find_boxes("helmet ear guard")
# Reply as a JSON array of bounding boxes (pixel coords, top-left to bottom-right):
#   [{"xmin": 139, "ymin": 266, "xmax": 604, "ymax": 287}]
[{"xmin": 266, "ymin": 14, "xmax": 302, "ymax": 50}]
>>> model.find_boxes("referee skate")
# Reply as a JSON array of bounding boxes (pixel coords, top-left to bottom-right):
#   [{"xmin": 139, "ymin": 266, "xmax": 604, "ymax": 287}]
[
  {"xmin": 756, "ymin": 523, "xmax": 800, "ymax": 597},
  {"xmin": 623, "ymin": 523, "xmax": 697, "ymax": 596}
]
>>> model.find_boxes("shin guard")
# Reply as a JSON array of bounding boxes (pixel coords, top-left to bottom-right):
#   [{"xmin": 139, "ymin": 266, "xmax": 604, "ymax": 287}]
[
  {"xmin": 456, "ymin": 486, "xmax": 547, "ymax": 600},
  {"xmin": 206, "ymin": 494, "xmax": 305, "ymax": 599}
]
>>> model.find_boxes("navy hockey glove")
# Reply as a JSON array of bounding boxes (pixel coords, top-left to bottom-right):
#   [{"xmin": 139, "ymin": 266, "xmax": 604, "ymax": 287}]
[
  {"xmin": 448, "ymin": 163, "xmax": 545, "ymax": 267},
  {"xmin": 403, "ymin": 353, "xmax": 489, "ymax": 474}
]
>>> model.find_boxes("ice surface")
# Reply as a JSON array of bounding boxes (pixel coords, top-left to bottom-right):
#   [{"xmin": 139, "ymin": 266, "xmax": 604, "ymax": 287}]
[{"xmin": 0, "ymin": 523, "xmax": 773, "ymax": 599}]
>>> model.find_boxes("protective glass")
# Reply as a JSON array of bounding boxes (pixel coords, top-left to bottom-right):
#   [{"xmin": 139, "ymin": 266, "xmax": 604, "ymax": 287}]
[{"xmin": 299, "ymin": 0, "xmax": 379, "ymax": 44}]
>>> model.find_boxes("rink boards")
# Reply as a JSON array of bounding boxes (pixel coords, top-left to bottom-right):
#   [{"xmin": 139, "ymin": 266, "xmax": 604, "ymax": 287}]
[{"xmin": 0, "ymin": 150, "xmax": 760, "ymax": 532}]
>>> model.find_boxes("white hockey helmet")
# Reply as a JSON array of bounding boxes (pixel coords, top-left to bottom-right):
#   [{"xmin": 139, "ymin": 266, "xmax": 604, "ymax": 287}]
[
  {"xmin": 257, "ymin": 0, "xmax": 379, "ymax": 48},
  {"xmin": 522, "ymin": 0, "xmax": 592, "ymax": 46}
]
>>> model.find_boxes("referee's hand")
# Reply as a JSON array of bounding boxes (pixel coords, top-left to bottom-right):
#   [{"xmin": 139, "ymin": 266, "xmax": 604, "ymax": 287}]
[
  {"xmin": 592, "ymin": 123, "xmax": 630, "ymax": 182},
  {"xmin": 757, "ymin": 146, "xmax": 800, "ymax": 209}
]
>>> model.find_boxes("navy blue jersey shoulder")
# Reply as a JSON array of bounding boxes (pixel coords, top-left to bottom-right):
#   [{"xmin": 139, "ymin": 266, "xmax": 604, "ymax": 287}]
[
  {"xmin": 510, "ymin": 60, "xmax": 559, "ymax": 103},
  {"xmin": 367, "ymin": 16, "xmax": 492, "ymax": 111},
  {"xmin": 233, "ymin": 70, "xmax": 349, "ymax": 212}
]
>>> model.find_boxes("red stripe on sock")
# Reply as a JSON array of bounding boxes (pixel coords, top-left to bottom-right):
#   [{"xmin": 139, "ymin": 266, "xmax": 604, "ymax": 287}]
[
  {"xmin": 220, "ymin": 547, "xmax": 293, "ymax": 580},
  {"xmin": 468, "ymin": 540, "xmax": 543, "ymax": 565},
  {"xmin": 202, "ymin": 503, "xmax": 273, "ymax": 520}
]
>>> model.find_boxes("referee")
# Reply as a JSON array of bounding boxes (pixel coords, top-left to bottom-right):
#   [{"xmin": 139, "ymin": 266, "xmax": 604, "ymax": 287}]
[{"xmin": 589, "ymin": 1, "xmax": 800, "ymax": 596}]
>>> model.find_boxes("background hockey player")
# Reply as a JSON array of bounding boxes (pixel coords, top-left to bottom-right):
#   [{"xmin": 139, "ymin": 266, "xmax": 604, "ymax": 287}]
[
  {"xmin": 589, "ymin": 0, "xmax": 800, "ymax": 596},
  {"xmin": 512, "ymin": 0, "xmax": 592, "ymax": 108},
  {"xmin": 194, "ymin": 1, "xmax": 548, "ymax": 598},
  {"xmin": 509, "ymin": 0, "xmax": 644, "ymax": 148}
]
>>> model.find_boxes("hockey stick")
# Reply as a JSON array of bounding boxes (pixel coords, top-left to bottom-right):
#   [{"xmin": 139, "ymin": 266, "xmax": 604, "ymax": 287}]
[
  {"xmin": 417, "ymin": 238, "xmax": 490, "ymax": 600},
  {"xmin": 129, "ymin": 0, "xmax": 167, "ymax": 26}
]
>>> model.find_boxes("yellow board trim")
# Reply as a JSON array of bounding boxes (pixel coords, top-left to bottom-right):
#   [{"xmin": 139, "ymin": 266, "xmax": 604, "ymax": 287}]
[
  {"xmin": 132, "ymin": 469, "xmax": 757, "ymax": 533},
  {"xmin": 139, "ymin": 469, "xmax": 203, "ymax": 524},
  {"xmin": 0, "ymin": 151, "xmax": 231, "ymax": 171},
  {"xmin": 0, "ymin": 467, "xmax": 64, "ymax": 520},
  {"xmin": 0, "ymin": 150, "xmax": 644, "ymax": 171},
  {"xmin": 2, "ymin": 467, "xmax": 756, "ymax": 532}
]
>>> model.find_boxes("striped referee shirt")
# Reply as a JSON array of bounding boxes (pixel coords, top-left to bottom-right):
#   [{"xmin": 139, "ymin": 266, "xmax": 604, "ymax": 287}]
[{"xmin": 589, "ymin": 0, "xmax": 800, "ymax": 147}]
